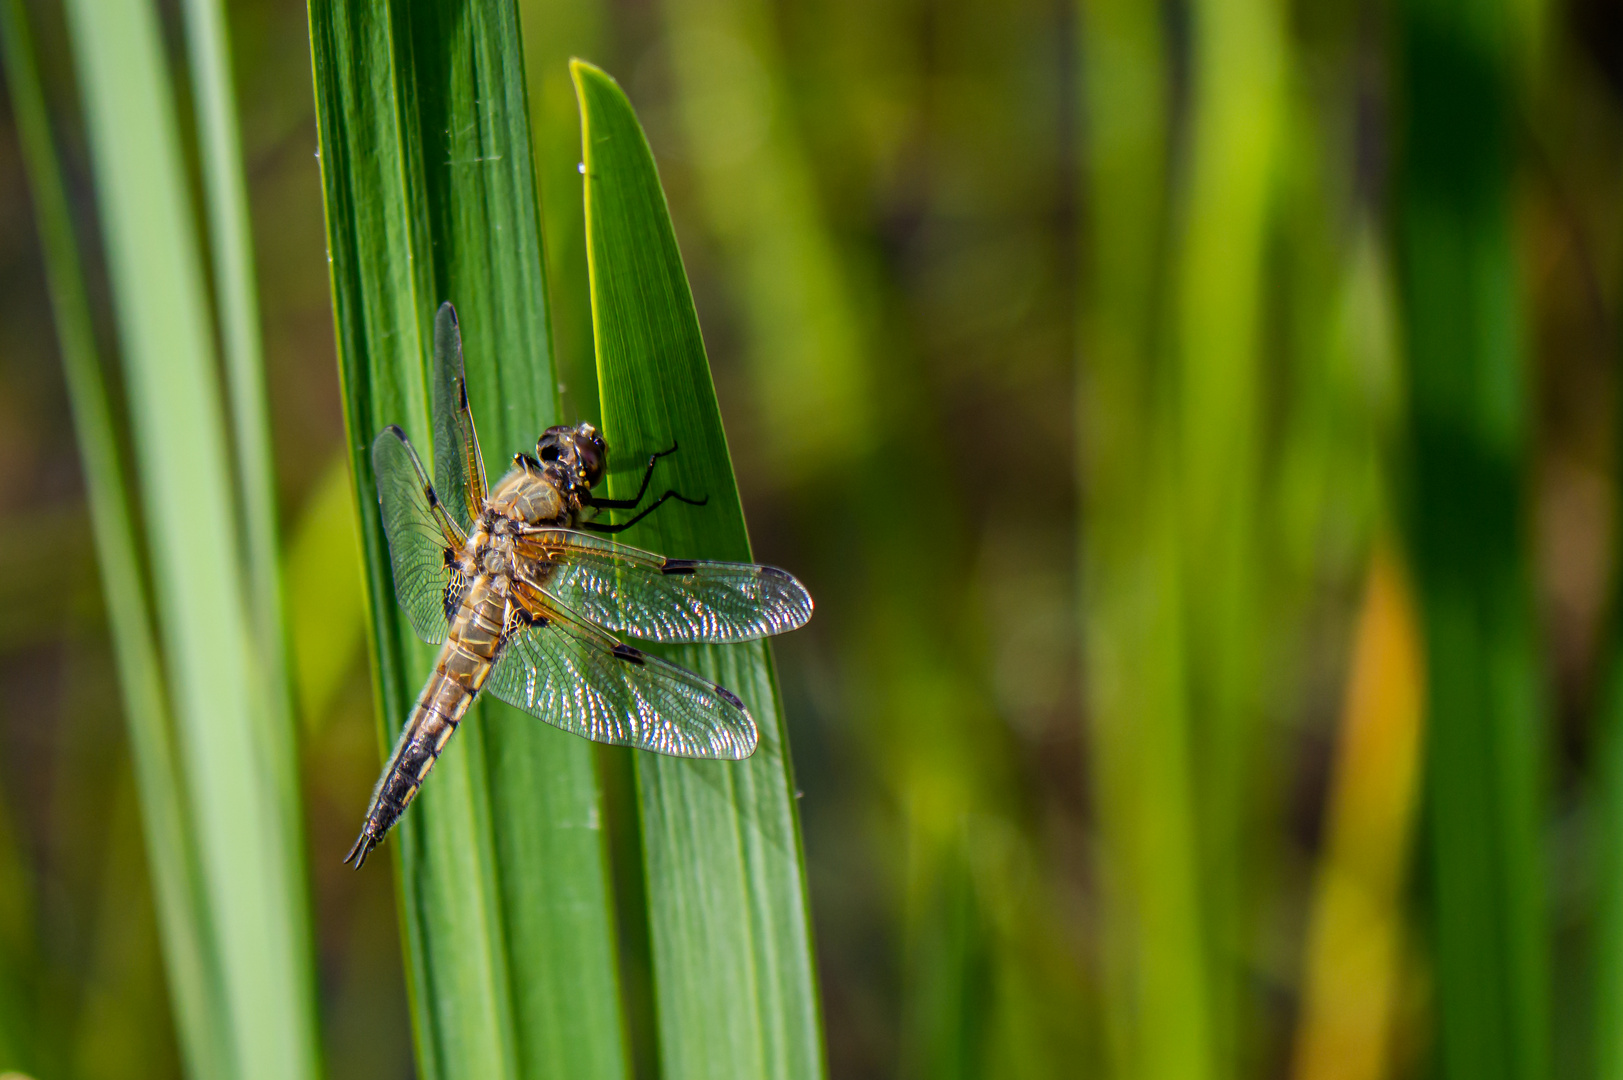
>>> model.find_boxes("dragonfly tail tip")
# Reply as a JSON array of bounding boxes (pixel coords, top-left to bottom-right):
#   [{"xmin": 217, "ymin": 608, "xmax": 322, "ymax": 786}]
[{"xmin": 344, "ymin": 831, "xmax": 375, "ymax": 869}]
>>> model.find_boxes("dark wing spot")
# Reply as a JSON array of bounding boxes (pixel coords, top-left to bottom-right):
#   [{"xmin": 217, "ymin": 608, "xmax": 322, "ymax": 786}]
[
  {"xmin": 442, "ymin": 547, "xmax": 458, "ymax": 568},
  {"xmin": 661, "ymin": 559, "xmax": 699, "ymax": 576},
  {"xmin": 715, "ymin": 685, "xmax": 745, "ymax": 709},
  {"xmin": 458, "ymin": 381, "xmax": 469, "ymax": 409},
  {"xmin": 425, "ymin": 487, "xmax": 440, "ymax": 508},
  {"xmin": 443, "ymin": 572, "xmax": 467, "ymax": 622},
  {"xmin": 612, "ymin": 643, "xmax": 646, "ymax": 665},
  {"xmin": 523, "ymin": 609, "xmax": 549, "ymax": 628}
]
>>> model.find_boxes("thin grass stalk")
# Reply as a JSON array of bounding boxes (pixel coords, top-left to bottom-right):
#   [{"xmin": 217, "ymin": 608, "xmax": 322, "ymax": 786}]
[
  {"xmin": 575, "ymin": 59, "xmax": 825, "ymax": 1080},
  {"xmin": 1597, "ymin": 655, "xmax": 1623, "ymax": 1080},
  {"xmin": 307, "ymin": 7, "xmax": 627, "ymax": 1078},
  {"xmin": 1396, "ymin": 0, "xmax": 1549, "ymax": 1075},
  {"xmin": 58, "ymin": 0, "xmax": 321, "ymax": 1076},
  {"xmin": 1176, "ymin": 0, "xmax": 1284, "ymax": 1068},
  {"xmin": 0, "ymin": 796, "xmax": 27, "ymax": 1069},
  {"xmin": 1590, "ymin": 85, "xmax": 1623, "ymax": 1080},
  {"xmin": 1078, "ymin": 0, "xmax": 1215, "ymax": 1077},
  {"xmin": 176, "ymin": 0, "xmax": 316, "ymax": 1047},
  {"xmin": 177, "ymin": 0, "xmax": 303, "ymax": 813}
]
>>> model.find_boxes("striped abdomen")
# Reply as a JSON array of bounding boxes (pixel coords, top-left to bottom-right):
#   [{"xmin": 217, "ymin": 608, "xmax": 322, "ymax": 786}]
[{"xmin": 344, "ymin": 575, "xmax": 507, "ymax": 867}]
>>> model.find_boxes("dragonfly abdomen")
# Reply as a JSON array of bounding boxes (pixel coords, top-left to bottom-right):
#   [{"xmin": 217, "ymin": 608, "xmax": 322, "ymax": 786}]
[{"xmin": 344, "ymin": 576, "xmax": 506, "ymax": 867}]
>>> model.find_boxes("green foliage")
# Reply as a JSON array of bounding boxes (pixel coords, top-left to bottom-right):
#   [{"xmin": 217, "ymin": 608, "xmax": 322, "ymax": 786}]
[
  {"xmin": 2, "ymin": 0, "xmax": 322, "ymax": 1076},
  {"xmin": 575, "ymin": 60, "xmax": 825, "ymax": 1079},
  {"xmin": 0, "ymin": 0, "xmax": 1602, "ymax": 1075},
  {"xmin": 1396, "ymin": 0, "xmax": 1549, "ymax": 1076},
  {"xmin": 306, "ymin": 6, "xmax": 627, "ymax": 1080},
  {"xmin": 1078, "ymin": 0, "xmax": 1211, "ymax": 1075}
]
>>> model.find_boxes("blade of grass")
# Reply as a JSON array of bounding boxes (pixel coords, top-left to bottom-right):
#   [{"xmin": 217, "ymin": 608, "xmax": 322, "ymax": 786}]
[
  {"xmin": 59, "ymin": 0, "xmax": 321, "ymax": 1076},
  {"xmin": 1593, "ymin": 94, "xmax": 1623, "ymax": 1080},
  {"xmin": 1078, "ymin": 2, "xmax": 1214, "ymax": 1078},
  {"xmin": 1396, "ymin": 0, "xmax": 1550, "ymax": 1075},
  {"xmin": 308, "ymin": 7, "xmax": 628, "ymax": 1079},
  {"xmin": 1290, "ymin": 541, "xmax": 1424, "ymax": 1080},
  {"xmin": 1598, "ymin": 649, "xmax": 1623, "ymax": 1080},
  {"xmin": 176, "ymin": 1, "xmax": 318, "ymax": 1059},
  {"xmin": 0, "ymin": 1, "xmax": 236, "ymax": 1076},
  {"xmin": 1177, "ymin": 0, "xmax": 1283, "ymax": 1068},
  {"xmin": 0, "ymin": 758, "xmax": 33, "ymax": 1071},
  {"xmin": 178, "ymin": 0, "xmax": 307, "ymax": 877},
  {"xmin": 575, "ymin": 58, "xmax": 824, "ymax": 1080}
]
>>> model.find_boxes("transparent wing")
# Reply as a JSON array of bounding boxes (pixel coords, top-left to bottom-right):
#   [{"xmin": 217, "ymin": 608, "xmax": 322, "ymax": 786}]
[
  {"xmin": 372, "ymin": 425, "xmax": 470, "ymax": 645},
  {"xmin": 431, "ymin": 301, "xmax": 486, "ymax": 532},
  {"xmin": 486, "ymin": 590, "xmax": 758, "ymax": 759},
  {"xmin": 514, "ymin": 528, "xmax": 813, "ymax": 643}
]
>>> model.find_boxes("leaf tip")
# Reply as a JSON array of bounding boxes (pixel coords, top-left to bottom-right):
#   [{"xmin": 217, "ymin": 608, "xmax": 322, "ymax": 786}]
[{"xmin": 569, "ymin": 57, "xmax": 612, "ymax": 91}]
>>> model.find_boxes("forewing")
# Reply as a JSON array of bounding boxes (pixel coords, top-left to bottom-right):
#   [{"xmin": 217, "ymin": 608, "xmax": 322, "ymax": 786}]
[
  {"xmin": 372, "ymin": 425, "xmax": 469, "ymax": 645},
  {"xmin": 431, "ymin": 301, "xmax": 487, "ymax": 531},
  {"xmin": 485, "ymin": 594, "xmax": 758, "ymax": 759},
  {"xmin": 516, "ymin": 528, "xmax": 813, "ymax": 643}
]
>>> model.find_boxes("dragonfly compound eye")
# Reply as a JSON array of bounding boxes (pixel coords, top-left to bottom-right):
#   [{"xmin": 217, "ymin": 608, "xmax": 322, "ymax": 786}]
[{"xmin": 576, "ymin": 440, "xmax": 605, "ymax": 487}]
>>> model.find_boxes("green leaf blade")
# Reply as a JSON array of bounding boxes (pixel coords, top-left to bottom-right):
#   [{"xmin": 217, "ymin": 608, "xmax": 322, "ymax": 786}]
[
  {"xmin": 574, "ymin": 59, "xmax": 825, "ymax": 1080},
  {"xmin": 1396, "ymin": 0, "xmax": 1550, "ymax": 1075},
  {"xmin": 0, "ymin": 2, "xmax": 230, "ymax": 1076},
  {"xmin": 309, "ymin": 8, "xmax": 628, "ymax": 1080},
  {"xmin": 61, "ymin": 0, "xmax": 322, "ymax": 1077}
]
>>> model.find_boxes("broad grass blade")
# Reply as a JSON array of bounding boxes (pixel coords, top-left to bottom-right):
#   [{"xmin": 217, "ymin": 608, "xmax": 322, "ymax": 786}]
[
  {"xmin": 1395, "ymin": 0, "xmax": 1551, "ymax": 1074},
  {"xmin": 574, "ymin": 59, "xmax": 825, "ymax": 1080},
  {"xmin": 0, "ymin": 7, "xmax": 227, "ymax": 1073},
  {"xmin": 58, "ymin": 0, "xmax": 322, "ymax": 1076},
  {"xmin": 307, "ymin": 6, "xmax": 627, "ymax": 1078}
]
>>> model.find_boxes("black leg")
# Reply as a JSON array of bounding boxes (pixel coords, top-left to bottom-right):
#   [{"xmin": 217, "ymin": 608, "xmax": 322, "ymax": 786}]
[
  {"xmin": 579, "ymin": 488, "xmax": 708, "ymax": 534},
  {"xmin": 586, "ymin": 441, "xmax": 681, "ymax": 510}
]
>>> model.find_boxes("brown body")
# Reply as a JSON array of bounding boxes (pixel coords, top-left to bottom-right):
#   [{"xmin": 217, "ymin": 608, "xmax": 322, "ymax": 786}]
[{"xmin": 351, "ymin": 458, "xmax": 577, "ymax": 862}]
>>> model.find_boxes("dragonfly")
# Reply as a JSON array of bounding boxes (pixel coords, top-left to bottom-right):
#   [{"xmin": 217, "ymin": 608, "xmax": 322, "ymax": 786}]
[{"xmin": 346, "ymin": 302, "xmax": 813, "ymax": 868}]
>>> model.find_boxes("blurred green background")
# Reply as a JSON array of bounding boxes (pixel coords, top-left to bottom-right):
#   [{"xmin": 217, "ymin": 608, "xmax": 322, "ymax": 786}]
[{"xmin": 0, "ymin": 0, "xmax": 1620, "ymax": 1076}]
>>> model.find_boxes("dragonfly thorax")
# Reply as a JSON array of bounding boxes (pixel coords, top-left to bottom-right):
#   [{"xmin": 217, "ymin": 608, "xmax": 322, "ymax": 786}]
[{"xmin": 484, "ymin": 464, "xmax": 572, "ymax": 526}]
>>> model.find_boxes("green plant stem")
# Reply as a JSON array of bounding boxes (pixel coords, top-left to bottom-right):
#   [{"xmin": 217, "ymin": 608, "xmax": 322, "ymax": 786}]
[{"xmin": 1396, "ymin": 0, "xmax": 1549, "ymax": 1075}]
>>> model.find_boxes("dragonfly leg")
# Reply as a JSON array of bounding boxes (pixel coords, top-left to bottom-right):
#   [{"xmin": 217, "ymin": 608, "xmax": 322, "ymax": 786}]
[
  {"xmin": 579, "ymin": 487, "xmax": 708, "ymax": 534},
  {"xmin": 586, "ymin": 440, "xmax": 681, "ymax": 510}
]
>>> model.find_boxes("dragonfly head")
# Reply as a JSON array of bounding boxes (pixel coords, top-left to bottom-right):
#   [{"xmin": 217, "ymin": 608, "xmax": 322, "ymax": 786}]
[{"xmin": 536, "ymin": 422, "xmax": 608, "ymax": 492}]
